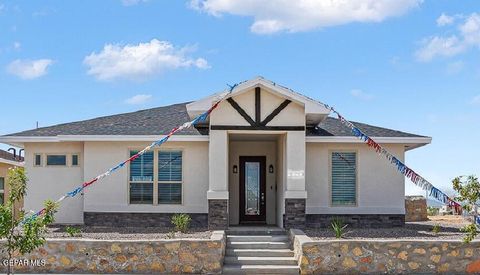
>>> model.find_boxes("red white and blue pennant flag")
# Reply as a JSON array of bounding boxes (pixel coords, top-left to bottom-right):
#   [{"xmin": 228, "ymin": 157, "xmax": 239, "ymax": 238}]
[
  {"xmin": 23, "ymin": 83, "xmax": 460, "ymax": 223},
  {"xmin": 22, "ymin": 84, "xmax": 238, "ymax": 224},
  {"xmin": 323, "ymin": 104, "xmax": 462, "ymax": 213}
]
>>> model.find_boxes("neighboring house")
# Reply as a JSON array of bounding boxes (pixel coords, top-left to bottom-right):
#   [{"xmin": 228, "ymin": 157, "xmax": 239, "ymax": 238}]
[
  {"xmin": 0, "ymin": 149, "xmax": 24, "ymax": 209},
  {"xmin": 0, "ymin": 77, "xmax": 431, "ymax": 229}
]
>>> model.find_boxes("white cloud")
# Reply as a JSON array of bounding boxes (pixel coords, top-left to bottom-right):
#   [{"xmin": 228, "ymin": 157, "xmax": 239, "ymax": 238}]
[
  {"xmin": 350, "ymin": 89, "xmax": 374, "ymax": 101},
  {"xmin": 6, "ymin": 59, "xmax": 53, "ymax": 80},
  {"xmin": 436, "ymin": 13, "xmax": 454, "ymax": 26},
  {"xmin": 416, "ymin": 13, "xmax": 480, "ymax": 61},
  {"xmin": 190, "ymin": 0, "xmax": 422, "ymax": 34},
  {"xmin": 471, "ymin": 94, "xmax": 480, "ymax": 106},
  {"xmin": 83, "ymin": 39, "xmax": 209, "ymax": 81},
  {"xmin": 122, "ymin": 0, "xmax": 147, "ymax": 6},
  {"xmin": 125, "ymin": 94, "xmax": 153, "ymax": 105}
]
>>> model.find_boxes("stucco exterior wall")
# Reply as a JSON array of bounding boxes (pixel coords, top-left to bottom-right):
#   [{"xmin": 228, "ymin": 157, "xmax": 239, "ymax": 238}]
[
  {"xmin": 24, "ymin": 142, "xmax": 84, "ymax": 224},
  {"xmin": 228, "ymin": 140, "xmax": 277, "ymax": 225},
  {"xmin": 276, "ymin": 135, "xmax": 286, "ymax": 227},
  {"xmin": 305, "ymin": 143, "xmax": 405, "ymax": 215},
  {"xmin": 83, "ymin": 141, "xmax": 209, "ymax": 214}
]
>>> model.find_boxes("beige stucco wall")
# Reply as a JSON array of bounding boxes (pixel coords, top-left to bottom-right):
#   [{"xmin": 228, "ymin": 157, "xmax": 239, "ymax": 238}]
[
  {"xmin": 83, "ymin": 141, "xmax": 209, "ymax": 214},
  {"xmin": 228, "ymin": 141, "xmax": 277, "ymax": 225},
  {"xmin": 305, "ymin": 143, "xmax": 406, "ymax": 215},
  {"xmin": 276, "ymin": 134, "xmax": 286, "ymax": 227},
  {"xmin": 24, "ymin": 142, "xmax": 84, "ymax": 224}
]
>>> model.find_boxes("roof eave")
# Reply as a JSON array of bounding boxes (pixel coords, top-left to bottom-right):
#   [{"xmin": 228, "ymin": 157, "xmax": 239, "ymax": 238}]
[
  {"xmin": 0, "ymin": 158, "xmax": 25, "ymax": 167},
  {"xmin": 0, "ymin": 135, "xmax": 210, "ymax": 144},
  {"xmin": 306, "ymin": 136, "xmax": 432, "ymax": 151}
]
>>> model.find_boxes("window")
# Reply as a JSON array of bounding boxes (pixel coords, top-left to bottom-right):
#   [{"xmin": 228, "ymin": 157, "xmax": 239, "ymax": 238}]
[
  {"xmin": 158, "ymin": 151, "xmax": 182, "ymax": 204},
  {"xmin": 46, "ymin": 155, "xmax": 67, "ymax": 166},
  {"xmin": 331, "ymin": 152, "xmax": 357, "ymax": 206},
  {"xmin": 129, "ymin": 151, "xmax": 153, "ymax": 204},
  {"xmin": 0, "ymin": 177, "xmax": 4, "ymax": 205},
  {"xmin": 34, "ymin": 154, "xmax": 42, "ymax": 166},
  {"xmin": 128, "ymin": 150, "xmax": 183, "ymax": 205},
  {"xmin": 72, "ymin": 154, "xmax": 79, "ymax": 166}
]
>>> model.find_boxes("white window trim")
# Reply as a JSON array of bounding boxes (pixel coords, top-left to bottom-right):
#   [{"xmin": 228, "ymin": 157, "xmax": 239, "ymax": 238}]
[
  {"xmin": 329, "ymin": 150, "xmax": 358, "ymax": 207},
  {"xmin": 127, "ymin": 148, "xmax": 184, "ymax": 206},
  {"xmin": 45, "ymin": 154, "xmax": 68, "ymax": 167},
  {"xmin": 71, "ymin": 153, "xmax": 81, "ymax": 167},
  {"xmin": 157, "ymin": 149, "xmax": 184, "ymax": 205},
  {"xmin": 33, "ymin": 154, "xmax": 43, "ymax": 167}
]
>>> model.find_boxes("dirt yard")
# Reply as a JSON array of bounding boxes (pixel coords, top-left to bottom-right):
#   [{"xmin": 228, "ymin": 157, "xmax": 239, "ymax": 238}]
[
  {"xmin": 46, "ymin": 225, "xmax": 212, "ymax": 240},
  {"xmin": 305, "ymin": 215, "xmax": 473, "ymax": 240}
]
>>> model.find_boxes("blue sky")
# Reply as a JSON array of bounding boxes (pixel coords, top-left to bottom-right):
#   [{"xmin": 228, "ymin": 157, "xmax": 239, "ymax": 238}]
[{"xmin": 0, "ymin": 0, "xmax": 479, "ymax": 196}]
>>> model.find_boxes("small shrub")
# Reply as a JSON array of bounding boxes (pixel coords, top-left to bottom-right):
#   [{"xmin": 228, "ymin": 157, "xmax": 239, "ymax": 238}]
[
  {"xmin": 65, "ymin": 226, "xmax": 82, "ymax": 237},
  {"xmin": 432, "ymin": 224, "xmax": 441, "ymax": 234},
  {"xmin": 171, "ymin": 213, "xmax": 191, "ymax": 233},
  {"xmin": 331, "ymin": 218, "xmax": 348, "ymax": 239},
  {"xmin": 427, "ymin": 206, "xmax": 439, "ymax": 216}
]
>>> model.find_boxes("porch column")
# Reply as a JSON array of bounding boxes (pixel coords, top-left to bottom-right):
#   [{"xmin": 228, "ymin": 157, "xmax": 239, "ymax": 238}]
[
  {"xmin": 207, "ymin": 130, "xmax": 229, "ymax": 229},
  {"xmin": 284, "ymin": 131, "xmax": 307, "ymax": 229}
]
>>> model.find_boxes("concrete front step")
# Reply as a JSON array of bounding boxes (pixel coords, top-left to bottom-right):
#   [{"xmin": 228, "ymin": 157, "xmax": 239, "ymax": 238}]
[
  {"xmin": 226, "ymin": 228, "xmax": 286, "ymax": 236},
  {"xmin": 222, "ymin": 264, "xmax": 299, "ymax": 274},
  {"xmin": 227, "ymin": 241, "xmax": 291, "ymax": 249},
  {"xmin": 227, "ymin": 235, "xmax": 289, "ymax": 242},
  {"xmin": 225, "ymin": 256, "xmax": 297, "ymax": 265},
  {"xmin": 226, "ymin": 248, "xmax": 294, "ymax": 257}
]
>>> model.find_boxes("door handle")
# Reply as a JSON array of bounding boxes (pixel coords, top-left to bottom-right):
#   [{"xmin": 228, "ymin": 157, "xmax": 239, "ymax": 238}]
[{"xmin": 261, "ymin": 193, "xmax": 265, "ymax": 205}]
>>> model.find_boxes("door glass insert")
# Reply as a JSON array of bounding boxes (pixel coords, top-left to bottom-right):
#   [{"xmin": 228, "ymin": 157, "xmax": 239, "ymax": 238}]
[{"xmin": 245, "ymin": 162, "xmax": 260, "ymax": 216}]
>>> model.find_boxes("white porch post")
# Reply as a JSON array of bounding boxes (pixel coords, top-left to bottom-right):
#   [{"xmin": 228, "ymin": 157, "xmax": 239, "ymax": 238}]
[
  {"xmin": 207, "ymin": 130, "xmax": 229, "ymax": 229},
  {"xmin": 284, "ymin": 130, "xmax": 307, "ymax": 229}
]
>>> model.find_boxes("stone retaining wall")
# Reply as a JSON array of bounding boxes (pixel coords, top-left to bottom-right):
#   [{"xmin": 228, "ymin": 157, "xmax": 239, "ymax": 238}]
[
  {"xmin": 0, "ymin": 231, "xmax": 225, "ymax": 274},
  {"xmin": 405, "ymin": 195, "xmax": 428, "ymax": 222},
  {"xmin": 290, "ymin": 230, "xmax": 480, "ymax": 274}
]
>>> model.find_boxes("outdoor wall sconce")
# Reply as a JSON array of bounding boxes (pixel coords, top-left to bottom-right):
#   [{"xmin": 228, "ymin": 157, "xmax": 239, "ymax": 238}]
[
  {"xmin": 269, "ymin": 164, "xmax": 274, "ymax": 173},
  {"xmin": 233, "ymin": 165, "xmax": 238, "ymax": 174}
]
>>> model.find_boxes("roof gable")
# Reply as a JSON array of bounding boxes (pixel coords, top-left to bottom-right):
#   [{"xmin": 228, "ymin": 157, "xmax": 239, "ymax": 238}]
[{"xmin": 186, "ymin": 76, "xmax": 331, "ymax": 125}]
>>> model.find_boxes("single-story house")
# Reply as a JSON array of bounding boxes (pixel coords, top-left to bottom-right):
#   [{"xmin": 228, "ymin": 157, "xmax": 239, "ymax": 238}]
[
  {"xmin": 0, "ymin": 149, "xmax": 25, "ymax": 210},
  {"xmin": 0, "ymin": 77, "xmax": 431, "ymax": 229}
]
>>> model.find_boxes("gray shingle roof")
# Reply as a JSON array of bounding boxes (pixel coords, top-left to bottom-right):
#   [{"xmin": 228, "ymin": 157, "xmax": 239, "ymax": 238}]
[
  {"xmin": 5, "ymin": 103, "xmax": 425, "ymax": 138},
  {"xmin": 309, "ymin": 117, "xmax": 427, "ymax": 138},
  {"xmin": 0, "ymin": 149, "xmax": 24, "ymax": 162}
]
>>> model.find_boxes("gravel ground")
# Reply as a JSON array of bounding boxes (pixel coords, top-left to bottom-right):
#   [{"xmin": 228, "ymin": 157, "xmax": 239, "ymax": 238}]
[
  {"xmin": 305, "ymin": 216, "xmax": 472, "ymax": 240},
  {"xmin": 46, "ymin": 225, "xmax": 212, "ymax": 240}
]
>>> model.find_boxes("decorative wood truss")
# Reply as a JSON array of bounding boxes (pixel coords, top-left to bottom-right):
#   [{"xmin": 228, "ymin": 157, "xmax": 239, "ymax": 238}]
[{"xmin": 210, "ymin": 87, "xmax": 305, "ymax": 131}]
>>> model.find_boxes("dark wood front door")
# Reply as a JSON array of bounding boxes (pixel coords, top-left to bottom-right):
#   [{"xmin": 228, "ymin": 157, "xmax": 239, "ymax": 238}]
[{"xmin": 239, "ymin": 156, "xmax": 266, "ymax": 223}]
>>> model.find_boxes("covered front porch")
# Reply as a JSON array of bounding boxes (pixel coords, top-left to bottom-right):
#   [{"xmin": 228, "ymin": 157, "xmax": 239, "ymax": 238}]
[{"xmin": 207, "ymin": 130, "xmax": 308, "ymax": 229}]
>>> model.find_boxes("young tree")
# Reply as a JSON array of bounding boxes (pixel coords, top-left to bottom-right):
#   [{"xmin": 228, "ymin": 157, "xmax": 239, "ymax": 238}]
[
  {"xmin": 0, "ymin": 167, "xmax": 57, "ymax": 275},
  {"xmin": 452, "ymin": 175, "xmax": 480, "ymax": 243}
]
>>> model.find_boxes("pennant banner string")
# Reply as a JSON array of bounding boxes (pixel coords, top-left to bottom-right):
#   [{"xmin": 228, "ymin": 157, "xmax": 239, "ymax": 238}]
[
  {"xmin": 23, "ymin": 82, "xmax": 461, "ymax": 223},
  {"xmin": 321, "ymin": 104, "xmax": 462, "ymax": 212},
  {"xmin": 22, "ymin": 83, "xmax": 238, "ymax": 224}
]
